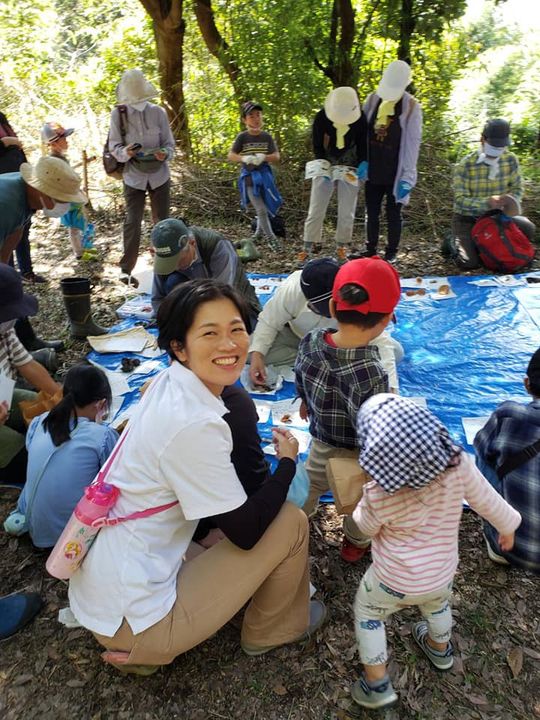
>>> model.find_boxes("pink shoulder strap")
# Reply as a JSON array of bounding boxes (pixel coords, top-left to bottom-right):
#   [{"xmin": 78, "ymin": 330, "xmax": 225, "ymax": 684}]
[{"xmin": 92, "ymin": 420, "xmax": 180, "ymax": 529}]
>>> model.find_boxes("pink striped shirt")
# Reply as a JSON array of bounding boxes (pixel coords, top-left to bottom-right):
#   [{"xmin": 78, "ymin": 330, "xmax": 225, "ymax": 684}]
[{"xmin": 353, "ymin": 453, "xmax": 521, "ymax": 595}]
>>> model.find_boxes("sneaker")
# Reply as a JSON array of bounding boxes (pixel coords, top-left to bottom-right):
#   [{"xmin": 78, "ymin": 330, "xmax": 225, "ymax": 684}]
[
  {"xmin": 340, "ymin": 538, "xmax": 369, "ymax": 563},
  {"xmin": 359, "ymin": 248, "xmax": 378, "ymax": 258},
  {"xmin": 412, "ymin": 621, "xmax": 454, "ymax": 671},
  {"xmin": 346, "ymin": 246, "xmax": 362, "ymax": 259},
  {"xmin": 484, "ymin": 533, "xmax": 510, "ymax": 565},
  {"xmin": 336, "ymin": 246, "xmax": 348, "ymax": 263},
  {"xmin": 351, "ymin": 673, "xmax": 398, "ymax": 710},
  {"xmin": 383, "ymin": 251, "xmax": 398, "ymax": 264},
  {"xmin": 22, "ymin": 271, "xmax": 47, "ymax": 284},
  {"xmin": 264, "ymin": 235, "xmax": 282, "ymax": 252},
  {"xmin": 312, "ymin": 243, "xmax": 323, "ymax": 255},
  {"xmin": 296, "ymin": 250, "xmax": 310, "ymax": 269},
  {"xmin": 119, "ymin": 273, "xmax": 139, "ymax": 288},
  {"xmin": 241, "ymin": 599, "xmax": 327, "ymax": 656}
]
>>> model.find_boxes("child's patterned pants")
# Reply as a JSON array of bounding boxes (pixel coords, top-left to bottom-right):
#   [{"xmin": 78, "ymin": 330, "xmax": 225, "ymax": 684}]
[{"xmin": 354, "ymin": 565, "xmax": 453, "ymax": 665}]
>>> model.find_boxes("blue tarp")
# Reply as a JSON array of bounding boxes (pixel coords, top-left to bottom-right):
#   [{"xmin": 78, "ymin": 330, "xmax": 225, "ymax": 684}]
[{"xmin": 96, "ymin": 270, "xmax": 540, "ymax": 458}]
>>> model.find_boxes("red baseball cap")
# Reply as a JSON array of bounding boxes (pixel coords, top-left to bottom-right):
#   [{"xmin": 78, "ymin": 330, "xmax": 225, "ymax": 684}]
[{"xmin": 332, "ymin": 258, "xmax": 401, "ymax": 314}]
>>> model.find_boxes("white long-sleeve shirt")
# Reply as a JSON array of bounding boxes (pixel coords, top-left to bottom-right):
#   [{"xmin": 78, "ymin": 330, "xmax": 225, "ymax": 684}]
[
  {"xmin": 250, "ymin": 270, "xmax": 401, "ymax": 389},
  {"xmin": 108, "ymin": 103, "xmax": 175, "ymax": 190}
]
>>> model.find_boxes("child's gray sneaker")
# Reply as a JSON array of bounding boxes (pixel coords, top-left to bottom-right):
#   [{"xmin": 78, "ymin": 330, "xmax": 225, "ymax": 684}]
[
  {"xmin": 350, "ymin": 673, "xmax": 398, "ymax": 710},
  {"xmin": 412, "ymin": 621, "xmax": 454, "ymax": 671}
]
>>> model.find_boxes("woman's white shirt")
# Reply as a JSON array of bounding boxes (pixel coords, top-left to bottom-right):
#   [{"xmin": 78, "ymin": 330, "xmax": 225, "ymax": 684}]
[{"xmin": 69, "ymin": 362, "xmax": 247, "ymax": 636}]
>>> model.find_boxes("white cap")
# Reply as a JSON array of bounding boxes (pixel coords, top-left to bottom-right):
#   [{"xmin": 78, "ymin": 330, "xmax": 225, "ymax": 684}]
[{"xmin": 377, "ymin": 60, "xmax": 411, "ymax": 101}]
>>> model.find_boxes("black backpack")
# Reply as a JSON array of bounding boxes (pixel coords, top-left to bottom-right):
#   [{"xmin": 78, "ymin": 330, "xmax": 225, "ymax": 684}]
[
  {"xmin": 102, "ymin": 105, "xmax": 128, "ymax": 180},
  {"xmin": 250, "ymin": 213, "xmax": 286, "ymax": 238}
]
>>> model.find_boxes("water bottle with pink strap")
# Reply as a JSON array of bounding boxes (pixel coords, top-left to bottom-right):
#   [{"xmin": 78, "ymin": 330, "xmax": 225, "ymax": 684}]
[
  {"xmin": 46, "ymin": 425, "xmax": 178, "ymax": 580},
  {"xmin": 46, "ymin": 481, "xmax": 120, "ymax": 579}
]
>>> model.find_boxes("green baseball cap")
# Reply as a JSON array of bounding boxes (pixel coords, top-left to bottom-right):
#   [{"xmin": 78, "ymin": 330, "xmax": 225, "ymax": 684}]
[{"xmin": 151, "ymin": 218, "xmax": 190, "ymax": 275}]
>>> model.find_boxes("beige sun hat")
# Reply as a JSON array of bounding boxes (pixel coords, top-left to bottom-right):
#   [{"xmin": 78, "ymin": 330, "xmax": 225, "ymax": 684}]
[
  {"xmin": 324, "ymin": 87, "xmax": 361, "ymax": 126},
  {"xmin": 377, "ymin": 60, "xmax": 411, "ymax": 101},
  {"xmin": 20, "ymin": 156, "xmax": 87, "ymax": 204},
  {"xmin": 116, "ymin": 69, "xmax": 158, "ymax": 106}
]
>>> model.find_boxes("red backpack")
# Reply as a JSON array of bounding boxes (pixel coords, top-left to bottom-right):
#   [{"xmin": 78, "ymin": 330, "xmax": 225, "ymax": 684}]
[{"xmin": 472, "ymin": 213, "xmax": 535, "ymax": 272}]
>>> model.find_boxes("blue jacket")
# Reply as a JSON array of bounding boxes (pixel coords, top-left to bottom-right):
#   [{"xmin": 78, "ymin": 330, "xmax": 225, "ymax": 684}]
[{"xmin": 239, "ymin": 163, "xmax": 282, "ymax": 217}]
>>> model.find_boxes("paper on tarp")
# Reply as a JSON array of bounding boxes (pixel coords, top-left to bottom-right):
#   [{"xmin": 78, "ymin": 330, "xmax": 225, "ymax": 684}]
[{"xmin": 87, "ymin": 326, "xmax": 156, "ymax": 354}]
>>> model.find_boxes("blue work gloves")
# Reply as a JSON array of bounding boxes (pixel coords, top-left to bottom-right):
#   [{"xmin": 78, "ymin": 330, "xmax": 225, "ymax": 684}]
[
  {"xmin": 397, "ymin": 180, "xmax": 412, "ymax": 201},
  {"xmin": 356, "ymin": 161, "xmax": 369, "ymax": 180}
]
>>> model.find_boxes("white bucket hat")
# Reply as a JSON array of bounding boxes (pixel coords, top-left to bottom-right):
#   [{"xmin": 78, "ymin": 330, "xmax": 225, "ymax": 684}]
[
  {"xmin": 377, "ymin": 60, "xmax": 411, "ymax": 101},
  {"xmin": 324, "ymin": 87, "xmax": 361, "ymax": 125},
  {"xmin": 20, "ymin": 156, "xmax": 87, "ymax": 204},
  {"xmin": 116, "ymin": 69, "xmax": 158, "ymax": 106}
]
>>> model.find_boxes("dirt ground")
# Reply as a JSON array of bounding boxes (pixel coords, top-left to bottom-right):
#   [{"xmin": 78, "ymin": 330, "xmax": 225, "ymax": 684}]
[{"xmin": 1, "ymin": 165, "xmax": 540, "ymax": 720}]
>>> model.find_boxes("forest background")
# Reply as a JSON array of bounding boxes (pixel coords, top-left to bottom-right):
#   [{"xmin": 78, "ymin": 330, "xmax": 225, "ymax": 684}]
[{"xmin": 1, "ymin": 0, "xmax": 540, "ymax": 236}]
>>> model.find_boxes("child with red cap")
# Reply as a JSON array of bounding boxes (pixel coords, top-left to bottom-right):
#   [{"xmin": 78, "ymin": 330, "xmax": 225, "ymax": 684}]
[{"xmin": 294, "ymin": 257, "xmax": 401, "ymax": 561}]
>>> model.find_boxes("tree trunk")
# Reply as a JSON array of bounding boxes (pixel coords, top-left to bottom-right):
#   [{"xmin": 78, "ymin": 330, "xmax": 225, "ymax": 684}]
[
  {"xmin": 305, "ymin": 0, "xmax": 358, "ymax": 88},
  {"xmin": 398, "ymin": 0, "xmax": 415, "ymax": 62},
  {"xmin": 192, "ymin": 0, "xmax": 247, "ymax": 102},
  {"xmin": 138, "ymin": 0, "xmax": 191, "ymax": 156}
]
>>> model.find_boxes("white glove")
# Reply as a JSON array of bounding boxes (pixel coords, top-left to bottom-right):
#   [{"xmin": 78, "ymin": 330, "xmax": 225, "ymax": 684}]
[
  {"xmin": 242, "ymin": 154, "xmax": 257, "ymax": 165},
  {"xmin": 252, "ymin": 153, "xmax": 266, "ymax": 166}
]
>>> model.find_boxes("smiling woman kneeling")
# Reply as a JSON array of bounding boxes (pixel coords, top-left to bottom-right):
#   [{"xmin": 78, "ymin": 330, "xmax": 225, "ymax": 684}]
[{"xmin": 68, "ymin": 279, "xmax": 326, "ymax": 674}]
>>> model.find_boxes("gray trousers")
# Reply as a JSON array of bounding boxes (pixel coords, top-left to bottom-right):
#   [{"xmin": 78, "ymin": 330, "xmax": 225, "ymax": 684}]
[
  {"xmin": 120, "ymin": 180, "xmax": 170, "ymax": 274},
  {"xmin": 303, "ymin": 176, "xmax": 359, "ymax": 249},
  {"xmin": 453, "ymin": 212, "xmax": 536, "ymax": 270},
  {"xmin": 247, "ymin": 186, "xmax": 275, "ymax": 238}
]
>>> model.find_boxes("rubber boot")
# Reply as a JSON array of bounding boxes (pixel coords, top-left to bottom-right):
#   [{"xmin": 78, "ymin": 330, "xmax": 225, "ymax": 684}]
[
  {"xmin": 60, "ymin": 277, "xmax": 109, "ymax": 339},
  {"xmin": 15, "ymin": 317, "xmax": 64, "ymax": 352},
  {"xmin": 31, "ymin": 348, "xmax": 58, "ymax": 374}
]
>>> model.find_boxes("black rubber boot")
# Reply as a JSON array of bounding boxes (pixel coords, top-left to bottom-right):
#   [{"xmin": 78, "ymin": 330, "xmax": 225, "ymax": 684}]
[
  {"xmin": 31, "ymin": 348, "xmax": 58, "ymax": 374},
  {"xmin": 15, "ymin": 317, "xmax": 64, "ymax": 352},
  {"xmin": 60, "ymin": 277, "xmax": 109, "ymax": 339}
]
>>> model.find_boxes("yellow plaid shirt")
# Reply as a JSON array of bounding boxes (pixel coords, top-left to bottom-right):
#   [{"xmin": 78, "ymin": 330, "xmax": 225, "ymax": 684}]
[{"xmin": 452, "ymin": 150, "xmax": 523, "ymax": 217}]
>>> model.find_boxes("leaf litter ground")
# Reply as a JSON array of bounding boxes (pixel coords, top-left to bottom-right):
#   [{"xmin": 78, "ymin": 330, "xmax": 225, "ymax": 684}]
[{"xmin": 1, "ymin": 166, "xmax": 540, "ymax": 720}]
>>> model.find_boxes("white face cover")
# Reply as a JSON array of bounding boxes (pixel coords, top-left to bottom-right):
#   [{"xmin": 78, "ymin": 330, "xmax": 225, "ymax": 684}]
[
  {"xmin": 131, "ymin": 101, "xmax": 149, "ymax": 112},
  {"xmin": 482, "ymin": 142, "xmax": 505, "ymax": 158},
  {"xmin": 40, "ymin": 199, "xmax": 71, "ymax": 218}
]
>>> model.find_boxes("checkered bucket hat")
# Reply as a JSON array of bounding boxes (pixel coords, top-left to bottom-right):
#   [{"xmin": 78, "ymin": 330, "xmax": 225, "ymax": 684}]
[{"xmin": 357, "ymin": 394, "xmax": 461, "ymax": 493}]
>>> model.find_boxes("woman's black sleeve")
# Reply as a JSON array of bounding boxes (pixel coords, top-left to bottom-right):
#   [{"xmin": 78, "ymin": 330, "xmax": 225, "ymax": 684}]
[{"xmin": 213, "ymin": 457, "xmax": 296, "ymax": 550}]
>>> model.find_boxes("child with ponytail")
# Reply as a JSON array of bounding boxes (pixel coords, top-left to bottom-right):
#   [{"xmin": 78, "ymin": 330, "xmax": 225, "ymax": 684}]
[{"xmin": 6, "ymin": 362, "xmax": 118, "ymax": 547}]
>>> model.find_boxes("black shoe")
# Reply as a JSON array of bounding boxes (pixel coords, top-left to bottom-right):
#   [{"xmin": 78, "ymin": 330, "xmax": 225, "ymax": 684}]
[
  {"xmin": 14, "ymin": 317, "xmax": 64, "ymax": 352},
  {"xmin": 384, "ymin": 251, "xmax": 398, "ymax": 264},
  {"xmin": 22, "ymin": 271, "xmax": 47, "ymax": 284}
]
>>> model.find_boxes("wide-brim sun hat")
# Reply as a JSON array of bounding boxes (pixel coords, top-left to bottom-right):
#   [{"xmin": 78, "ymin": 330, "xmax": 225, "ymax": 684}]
[
  {"xmin": 377, "ymin": 60, "xmax": 412, "ymax": 101},
  {"xmin": 116, "ymin": 69, "xmax": 158, "ymax": 106},
  {"xmin": 20, "ymin": 156, "xmax": 87, "ymax": 204},
  {"xmin": 324, "ymin": 87, "xmax": 361, "ymax": 126},
  {"xmin": 0, "ymin": 264, "xmax": 38, "ymax": 322}
]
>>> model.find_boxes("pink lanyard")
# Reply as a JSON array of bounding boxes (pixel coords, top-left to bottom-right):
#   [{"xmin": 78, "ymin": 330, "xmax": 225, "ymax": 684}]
[{"xmin": 91, "ymin": 423, "xmax": 179, "ymax": 529}]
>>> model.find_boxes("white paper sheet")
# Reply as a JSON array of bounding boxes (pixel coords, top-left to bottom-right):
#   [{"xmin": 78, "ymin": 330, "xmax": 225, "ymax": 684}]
[
  {"xmin": 263, "ymin": 428, "xmax": 312, "ymax": 456},
  {"xmin": 0, "ymin": 373, "xmax": 15, "ymax": 407},
  {"xmin": 271, "ymin": 398, "xmax": 310, "ymax": 429},
  {"xmin": 462, "ymin": 416, "xmax": 490, "ymax": 445},
  {"xmin": 88, "ymin": 327, "xmax": 156, "ymax": 354}
]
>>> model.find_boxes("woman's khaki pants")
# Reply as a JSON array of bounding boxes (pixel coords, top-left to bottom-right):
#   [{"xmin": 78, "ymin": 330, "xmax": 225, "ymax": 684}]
[{"xmin": 94, "ymin": 503, "xmax": 310, "ymax": 665}]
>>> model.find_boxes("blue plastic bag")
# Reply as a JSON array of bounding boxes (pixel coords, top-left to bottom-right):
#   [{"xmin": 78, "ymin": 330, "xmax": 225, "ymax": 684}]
[{"xmin": 286, "ymin": 460, "xmax": 310, "ymax": 508}]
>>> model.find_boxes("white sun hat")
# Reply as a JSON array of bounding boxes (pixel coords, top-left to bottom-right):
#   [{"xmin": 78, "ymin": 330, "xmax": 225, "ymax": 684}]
[
  {"xmin": 116, "ymin": 69, "xmax": 158, "ymax": 106},
  {"xmin": 377, "ymin": 60, "xmax": 411, "ymax": 101},
  {"xmin": 20, "ymin": 156, "xmax": 87, "ymax": 204},
  {"xmin": 324, "ymin": 87, "xmax": 361, "ymax": 125}
]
